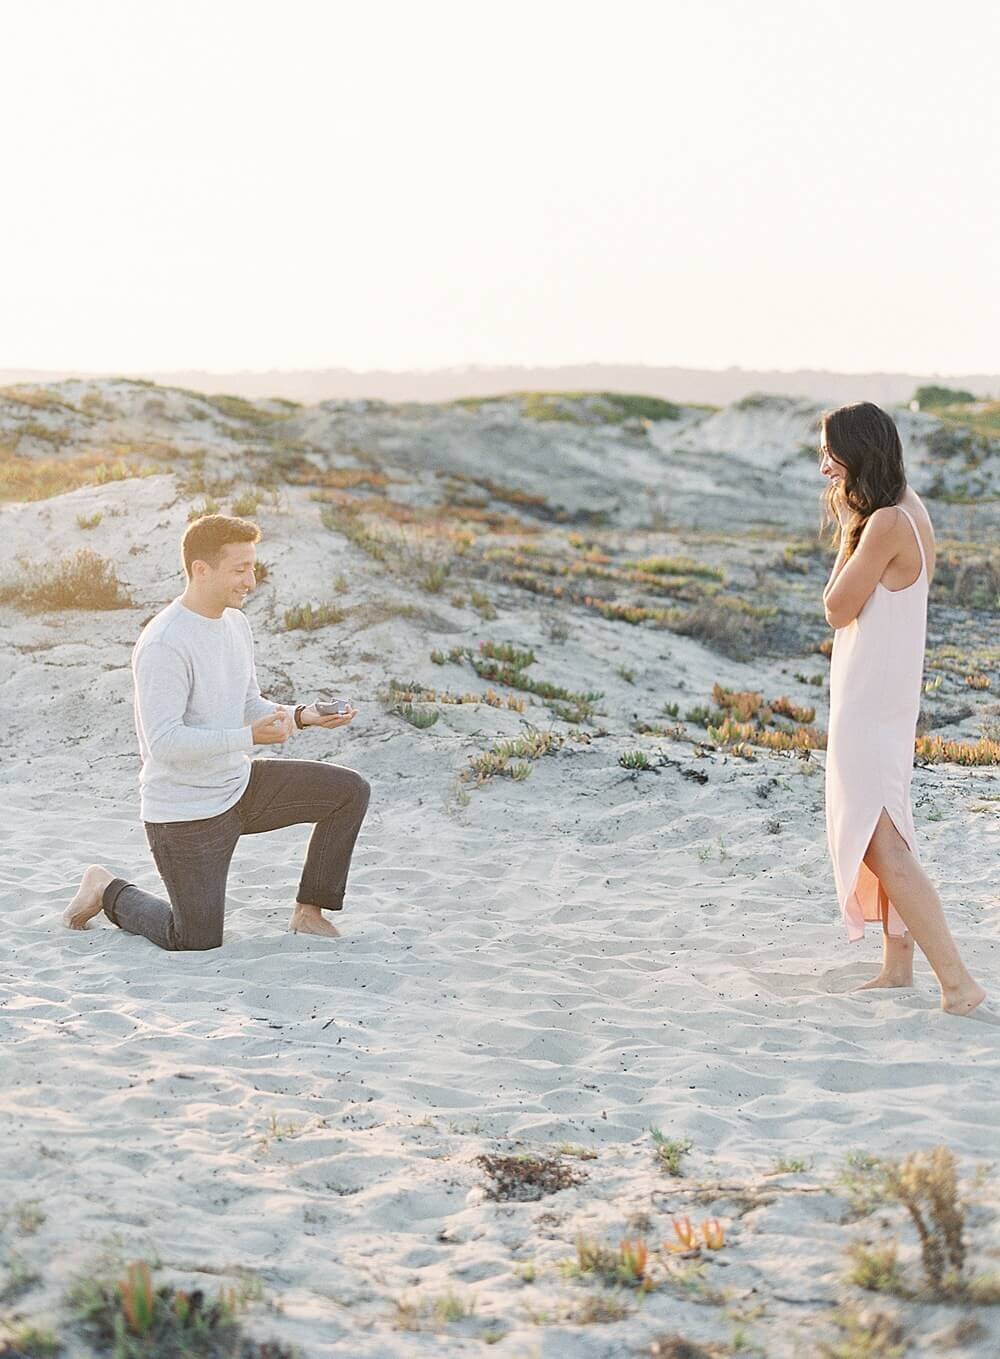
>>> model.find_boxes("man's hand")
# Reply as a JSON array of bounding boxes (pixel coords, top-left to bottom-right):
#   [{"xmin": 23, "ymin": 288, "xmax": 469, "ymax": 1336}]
[
  {"xmin": 252, "ymin": 707, "xmax": 294, "ymax": 745},
  {"xmin": 299, "ymin": 703, "xmax": 359, "ymax": 730}
]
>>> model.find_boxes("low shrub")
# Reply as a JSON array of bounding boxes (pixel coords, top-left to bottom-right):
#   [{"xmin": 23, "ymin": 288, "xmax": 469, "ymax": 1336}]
[
  {"xmin": 475, "ymin": 1153, "xmax": 586, "ymax": 1201},
  {"xmin": 0, "ymin": 549, "xmax": 133, "ymax": 611},
  {"xmin": 283, "ymin": 603, "xmax": 345, "ymax": 630}
]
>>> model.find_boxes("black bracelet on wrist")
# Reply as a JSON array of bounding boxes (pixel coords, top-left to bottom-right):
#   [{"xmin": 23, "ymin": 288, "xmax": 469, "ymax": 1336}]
[{"xmin": 293, "ymin": 704, "xmax": 306, "ymax": 729}]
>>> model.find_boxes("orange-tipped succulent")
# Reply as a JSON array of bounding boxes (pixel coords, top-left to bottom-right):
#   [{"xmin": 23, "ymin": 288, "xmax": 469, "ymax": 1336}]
[
  {"xmin": 619, "ymin": 1238, "xmax": 649, "ymax": 1280},
  {"xmin": 666, "ymin": 1215, "xmax": 700, "ymax": 1252},
  {"xmin": 701, "ymin": 1218, "xmax": 726, "ymax": 1250}
]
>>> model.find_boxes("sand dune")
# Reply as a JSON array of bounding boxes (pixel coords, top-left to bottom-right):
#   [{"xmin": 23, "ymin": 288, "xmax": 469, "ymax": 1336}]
[{"xmin": 1, "ymin": 384, "xmax": 998, "ymax": 1356}]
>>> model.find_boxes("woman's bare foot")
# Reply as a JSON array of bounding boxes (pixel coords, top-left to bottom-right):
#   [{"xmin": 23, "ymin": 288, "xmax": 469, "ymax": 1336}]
[
  {"xmin": 941, "ymin": 981, "xmax": 988, "ymax": 1018},
  {"xmin": 64, "ymin": 864, "xmax": 115, "ymax": 929},
  {"xmin": 288, "ymin": 903, "xmax": 340, "ymax": 938},
  {"xmin": 855, "ymin": 971, "xmax": 914, "ymax": 991}
]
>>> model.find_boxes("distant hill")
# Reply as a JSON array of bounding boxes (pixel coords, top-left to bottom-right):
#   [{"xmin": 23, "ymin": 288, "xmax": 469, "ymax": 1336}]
[{"xmin": 1, "ymin": 363, "xmax": 998, "ymax": 407}]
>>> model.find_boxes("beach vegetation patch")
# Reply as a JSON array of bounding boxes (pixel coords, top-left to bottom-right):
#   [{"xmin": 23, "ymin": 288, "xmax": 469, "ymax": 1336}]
[
  {"xmin": 392, "ymin": 1290, "xmax": 474, "ymax": 1331},
  {"xmin": 816, "ymin": 1307, "xmax": 907, "ymax": 1359},
  {"xmin": 647, "ymin": 1335, "xmax": 732, "ymax": 1358},
  {"xmin": 630, "ymin": 555, "xmax": 725, "ymax": 581},
  {"xmin": 842, "ymin": 1146, "xmax": 1000, "ymax": 1304},
  {"xmin": 651, "ymin": 1130, "xmax": 693, "ymax": 1177},
  {"xmin": 619, "ymin": 750, "xmax": 652, "ymax": 770},
  {"xmin": 469, "ymin": 588, "xmax": 497, "ymax": 619},
  {"xmin": 387, "ymin": 700, "xmax": 439, "ymax": 729},
  {"xmin": 230, "ymin": 488, "xmax": 263, "ymax": 517},
  {"xmin": 455, "ymin": 390, "xmax": 681, "ymax": 425},
  {"xmin": 283, "ymin": 602, "xmax": 345, "ymax": 631},
  {"xmin": 564, "ymin": 1291, "xmax": 633, "ymax": 1323},
  {"xmin": 467, "ymin": 728, "xmax": 562, "ymax": 785},
  {"xmin": 65, "ymin": 1259, "xmax": 292, "ymax": 1358},
  {"xmin": 555, "ymin": 1143, "xmax": 598, "ymax": 1160},
  {"xmin": 931, "ymin": 548, "xmax": 1000, "ymax": 611},
  {"xmin": 0, "ymin": 1253, "xmax": 41, "ymax": 1304},
  {"xmin": 188, "ymin": 497, "xmax": 222, "ymax": 521},
  {"xmin": 0, "ymin": 1323, "xmax": 62, "ymax": 1357},
  {"xmin": 561, "ymin": 1236, "xmax": 653, "ymax": 1291},
  {"xmin": 0, "ymin": 448, "xmax": 150, "ymax": 502},
  {"xmin": 0, "ymin": 549, "xmax": 134, "ymax": 612},
  {"xmin": 914, "ymin": 734, "xmax": 1000, "ymax": 766},
  {"xmin": 671, "ymin": 597, "xmax": 777, "ymax": 662},
  {"xmin": 475, "ymin": 1153, "xmax": 586, "ymax": 1202},
  {"xmin": 10, "ymin": 1202, "xmax": 46, "ymax": 1236}
]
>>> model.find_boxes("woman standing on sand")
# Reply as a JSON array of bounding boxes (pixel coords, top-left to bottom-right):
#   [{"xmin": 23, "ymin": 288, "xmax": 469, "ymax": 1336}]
[{"xmin": 820, "ymin": 401, "xmax": 986, "ymax": 1017}]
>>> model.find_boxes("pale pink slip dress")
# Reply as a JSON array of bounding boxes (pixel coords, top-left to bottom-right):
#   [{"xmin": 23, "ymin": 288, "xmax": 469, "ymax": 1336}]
[{"xmin": 825, "ymin": 503, "xmax": 929, "ymax": 942}]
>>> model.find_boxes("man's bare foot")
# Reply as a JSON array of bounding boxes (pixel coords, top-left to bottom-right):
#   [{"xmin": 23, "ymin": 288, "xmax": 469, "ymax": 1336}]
[
  {"xmin": 64, "ymin": 864, "xmax": 115, "ymax": 929},
  {"xmin": 941, "ymin": 981, "xmax": 988, "ymax": 1018},
  {"xmin": 855, "ymin": 971, "xmax": 914, "ymax": 991},
  {"xmin": 288, "ymin": 903, "xmax": 341, "ymax": 938}
]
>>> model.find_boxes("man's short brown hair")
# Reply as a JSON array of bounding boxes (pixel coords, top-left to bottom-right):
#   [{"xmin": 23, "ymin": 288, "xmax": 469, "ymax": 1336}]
[{"xmin": 182, "ymin": 515, "xmax": 261, "ymax": 578}]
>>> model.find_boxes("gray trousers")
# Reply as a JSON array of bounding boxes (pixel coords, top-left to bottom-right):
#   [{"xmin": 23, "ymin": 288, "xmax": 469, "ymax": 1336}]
[{"xmin": 103, "ymin": 758, "xmax": 371, "ymax": 951}]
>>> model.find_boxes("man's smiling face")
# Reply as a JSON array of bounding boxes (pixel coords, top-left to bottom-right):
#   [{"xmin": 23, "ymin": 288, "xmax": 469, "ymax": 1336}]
[{"xmin": 200, "ymin": 540, "xmax": 258, "ymax": 610}]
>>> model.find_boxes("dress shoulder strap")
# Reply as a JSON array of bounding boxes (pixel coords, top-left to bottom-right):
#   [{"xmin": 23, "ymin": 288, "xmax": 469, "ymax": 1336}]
[{"xmin": 895, "ymin": 504, "xmax": 927, "ymax": 574}]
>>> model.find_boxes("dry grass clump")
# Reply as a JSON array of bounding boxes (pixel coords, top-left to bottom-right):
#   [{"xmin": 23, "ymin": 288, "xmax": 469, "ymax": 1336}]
[
  {"xmin": 584, "ymin": 596, "xmax": 684, "ymax": 627},
  {"xmin": 561, "ymin": 1236, "xmax": 653, "ymax": 1290},
  {"xmin": 65, "ymin": 1259, "xmax": 292, "ymax": 1358},
  {"xmin": 320, "ymin": 497, "xmax": 476, "ymax": 591},
  {"xmin": 392, "ymin": 1290, "xmax": 473, "ymax": 1332},
  {"xmin": 0, "ymin": 549, "xmax": 134, "ymax": 612},
  {"xmin": 648, "ymin": 1335, "xmax": 732, "ymax": 1358},
  {"xmin": 0, "ymin": 448, "xmax": 148, "ymax": 501},
  {"xmin": 229, "ymin": 488, "xmax": 262, "ymax": 517},
  {"xmin": 475, "ymin": 1153, "xmax": 587, "ymax": 1201},
  {"xmin": 0, "ymin": 386, "xmax": 80, "ymax": 414},
  {"xmin": 651, "ymin": 1130, "xmax": 693, "ymax": 1176},
  {"xmin": 817, "ymin": 1308, "xmax": 906, "ymax": 1359},
  {"xmin": 629, "ymin": 555, "xmax": 724, "ymax": 581},
  {"xmin": 0, "ymin": 1324, "xmax": 62, "ymax": 1356},
  {"xmin": 283, "ymin": 602, "xmax": 345, "ymax": 631},
  {"xmin": 290, "ymin": 465, "xmax": 391, "ymax": 491},
  {"xmin": 930, "ymin": 547, "xmax": 1000, "ymax": 611},
  {"xmin": 199, "ymin": 392, "xmax": 290, "ymax": 427},
  {"xmin": 843, "ymin": 1146, "xmax": 1000, "ymax": 1304},
  {"xmin": 670, "ymin": 596, "xmax": 777, "ymax": 662},
  {"xmin": 447, "ymin": 473, "xmax": 552, "ymax": 513}
]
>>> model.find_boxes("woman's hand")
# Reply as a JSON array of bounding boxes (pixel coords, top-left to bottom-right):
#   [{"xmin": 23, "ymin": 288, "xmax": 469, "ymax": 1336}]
[{"xmin": 832, "ymin": 488, "xmax": 853, "ymax": 529}]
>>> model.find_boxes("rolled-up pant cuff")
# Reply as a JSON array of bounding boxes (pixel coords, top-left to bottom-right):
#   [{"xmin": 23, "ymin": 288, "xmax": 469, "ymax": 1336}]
[
  {"xmin": 296, "ymin": 889, "xmax": 345, "ymax": 912},
  {"xmin": 102, "ymin": 878, "xmax": 131, "ymax": 927}
]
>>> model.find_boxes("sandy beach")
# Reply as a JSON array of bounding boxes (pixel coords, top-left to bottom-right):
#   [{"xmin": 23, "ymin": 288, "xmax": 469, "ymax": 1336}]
[{"xmin": 2, "ymin": 383, "xmax": 998, "ymax": 1357}]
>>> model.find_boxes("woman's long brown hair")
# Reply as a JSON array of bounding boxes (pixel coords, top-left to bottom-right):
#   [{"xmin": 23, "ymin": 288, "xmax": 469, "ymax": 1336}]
[{"xmin": 820, "ymin": 401, "xmax": 907, "ymax": 558}]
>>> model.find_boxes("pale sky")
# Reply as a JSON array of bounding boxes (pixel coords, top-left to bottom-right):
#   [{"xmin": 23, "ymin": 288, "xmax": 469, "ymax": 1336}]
[{"xmin": 1, "ymin": 0, "xmax": 997, "ymax": 375}]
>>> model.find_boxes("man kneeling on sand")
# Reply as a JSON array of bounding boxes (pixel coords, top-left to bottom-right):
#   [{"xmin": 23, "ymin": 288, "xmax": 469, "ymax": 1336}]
[{"xmin": 65, "ymin": 514, "xmax": 370, "ymax": 951}]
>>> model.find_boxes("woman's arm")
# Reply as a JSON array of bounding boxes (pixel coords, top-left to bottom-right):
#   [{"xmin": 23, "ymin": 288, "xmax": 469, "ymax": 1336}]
[
  {"xmin": 824, "ymin": 507, "xmax": 902, "ymax": 629},
  {"xmin": 823, "ymin": 535, "xmax": 851, "ymax": 602},
  {"xmin": 822, "ymin": 495, "xmax": 853, "ymax": 602}
]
